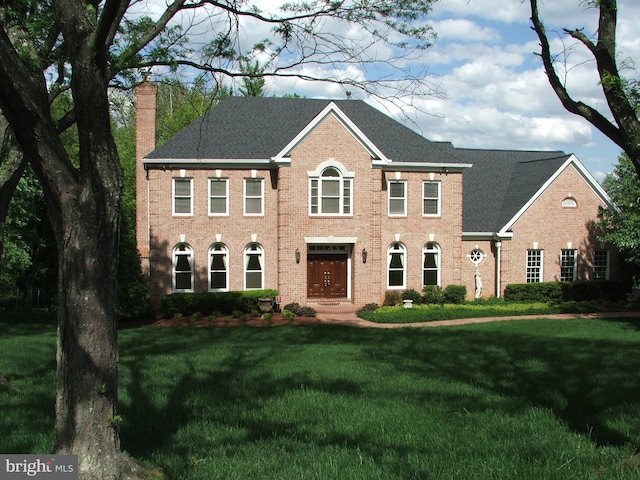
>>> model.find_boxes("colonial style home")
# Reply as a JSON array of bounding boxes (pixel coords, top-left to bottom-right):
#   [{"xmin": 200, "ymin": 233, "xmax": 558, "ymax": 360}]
[{"xmin": 135, "ymin": 81, "xmax": 621, "ymax": 310}]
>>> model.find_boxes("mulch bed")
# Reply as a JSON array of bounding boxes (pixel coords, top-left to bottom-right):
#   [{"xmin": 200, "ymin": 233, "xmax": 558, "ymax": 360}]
[{"xmin": 153, "ymin": 313, "xmax": 324, "ymax": 328}]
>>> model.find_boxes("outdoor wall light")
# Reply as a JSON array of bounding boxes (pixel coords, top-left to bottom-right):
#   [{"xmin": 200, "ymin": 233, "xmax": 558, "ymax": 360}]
[
  {"xmin": 362, "ymin": 248, "xmax": 368, "ymax": 263},
  {"xmin": 295, "ymin": 248, "xmax": 301, "ymax": 264}
]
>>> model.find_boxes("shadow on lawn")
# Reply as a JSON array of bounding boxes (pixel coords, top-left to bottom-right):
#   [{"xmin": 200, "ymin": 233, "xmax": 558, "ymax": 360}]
[{"xmin": 118, "ymin": 322, "xmax": 640, "ymax": 469}]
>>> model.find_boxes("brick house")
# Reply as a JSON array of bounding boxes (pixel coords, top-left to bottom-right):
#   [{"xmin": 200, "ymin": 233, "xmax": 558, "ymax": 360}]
[{"xmin": 135, "ymin": 81, "xmax": 621, "ymax": 310}]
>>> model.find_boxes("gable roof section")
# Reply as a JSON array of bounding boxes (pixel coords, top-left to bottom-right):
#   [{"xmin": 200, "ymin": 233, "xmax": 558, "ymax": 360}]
[
  {"xmin": 460, "ymin": 149, "xmax": 612, "ymax": 235},
  {"xmin": 144, "ymin": 96, "xmax": 465, "ymax": 167}
]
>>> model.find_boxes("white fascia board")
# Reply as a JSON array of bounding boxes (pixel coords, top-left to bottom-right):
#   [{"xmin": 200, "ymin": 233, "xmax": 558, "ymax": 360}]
[
  {"xmin": 143, "ymin": 158, "xmax": 276, "ymax": 169},
  {"xmin": 372, "ymin": 160, "xmax": 472, "ymax": 172},
  {"xmin": 272, "ymin": 102, "xmax": 389, "ymax": 162},
  {"xmin": 498, "ymin": 154, "xmax": 614, "ymax": 235},
  {"xmin": 462, "ymin": 232, "xmax": 513, "ymax": 241}
]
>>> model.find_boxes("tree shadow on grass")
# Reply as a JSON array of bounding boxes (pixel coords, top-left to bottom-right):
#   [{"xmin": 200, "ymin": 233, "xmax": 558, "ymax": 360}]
[{"xmin": 117, "ymin": 322, "xmax": 640, "ymax": 477}]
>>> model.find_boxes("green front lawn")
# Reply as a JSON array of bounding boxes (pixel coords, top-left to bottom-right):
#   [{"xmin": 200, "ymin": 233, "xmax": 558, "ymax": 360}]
[{"xmin": 1, "ymin": 314, "xmax": 640, "ymax": 479}]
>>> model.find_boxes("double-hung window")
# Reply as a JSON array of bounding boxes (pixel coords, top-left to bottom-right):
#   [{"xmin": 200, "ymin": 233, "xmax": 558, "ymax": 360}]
[
  {"xmin": 209, "ymin": 243, "xmax": 228, "ymax": 291},
  {"xmin": 594, "ymin": 250, "xmax": 609, "ymax": 280},
  {"xmin": 173, "ymin": 178, "xmax": 193, "ymax": 215},
  {"xmin": 388, "ymin": 180, "xmax": 406, "ymax": 216},
  {"xmin": 244, "ymin": 243, "xmax": 264, "ymax": 289},
  {"xmin": 310, "ymin": 167, "xmax": 352, "ymax": 215},
  {"xmin": 422, "ymin": 181, "xmax": 441, "ymax": 216},
  {"xmin": 526, "ymin": 250, "xmax": 543, "ymax": 283},
  {"xmin": 560, "ymin": 249, "xmax": 577, "ymax": 281},
  {"xmin": 423, "ymin": 242, "xmax": 440, "ymax": 286},
  {"xmin": 244, "ymin": 178, "xmax": 264, "ymax": 215},
  {"xmin": 173, "ymin": 243, "xmax": 194, "ymax": 292},
  {"xmin": 387, "ymin": 242, "xmax": 406, "ymax": 289},
  {"xmin": 209, "ymin": 178, "xmax": 228, "ymax": 215}
]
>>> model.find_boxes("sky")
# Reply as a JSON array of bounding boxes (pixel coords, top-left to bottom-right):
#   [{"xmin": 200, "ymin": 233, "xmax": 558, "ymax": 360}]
[
  {"xmin": 140, "ymin": 0, "xmax": 640, "ymax": 183},
  {"xmin": 246, "ymin": 0, "xmax": 639, "ymax": 183}
]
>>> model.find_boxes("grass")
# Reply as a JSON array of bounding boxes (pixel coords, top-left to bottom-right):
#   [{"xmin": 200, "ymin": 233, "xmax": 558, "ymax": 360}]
[
  {"xmin": 357, "ymin": 300, "xmax": 600, "ymax": 323},
  {"xmin": 1, "ymin": 313, "xmax": 640, "ymax": 479}
]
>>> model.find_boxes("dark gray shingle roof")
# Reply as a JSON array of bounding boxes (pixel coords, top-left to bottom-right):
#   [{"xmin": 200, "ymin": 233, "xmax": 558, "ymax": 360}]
[
  {"xmin": 457, "ymin": 148, "xmax": 570, "ymax": 232},
  {"xmin": 146, "ymin": 96, "xmax": 459, "ymax": 163}
]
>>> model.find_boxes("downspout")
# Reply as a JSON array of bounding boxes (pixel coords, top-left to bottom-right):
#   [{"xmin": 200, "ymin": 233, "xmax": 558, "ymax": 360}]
[{"xmin": 495, "ymin": 240, "xmax": 502, "ymax": 298}]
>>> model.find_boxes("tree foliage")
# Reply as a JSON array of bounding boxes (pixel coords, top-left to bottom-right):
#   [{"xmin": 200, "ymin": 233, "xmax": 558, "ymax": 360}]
[
  {"xmin": 529, "ymin": 0, "xmax": 640, "ymax": 176},
  {"xmin": 598, "ymin": 153, "xmax": 640, "ymax": 267},
  {"xmin": 0, "ymin": 0, "xmax": 440, "ymax": 477}
]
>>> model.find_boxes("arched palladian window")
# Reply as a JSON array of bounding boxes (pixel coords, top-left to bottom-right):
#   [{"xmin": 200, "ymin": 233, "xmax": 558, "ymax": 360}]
[
  {"xmin": 423, "ymin": 242, "xmax": 441, "ymax": 287},
  {"xmin": 209, "ymin": 243, "xmax": 229, "ymax": 291},
  {"xmin": 387, "ymin": 242, "xmax": 406, "ymax": 289},
  {"xmin": 244, "ymin": 243, "xmax": 264, "ymax": 289},
  {"xmin": 173, "ymin": 243, "xmax": 194, "ymax": 292},
  {"xmin": 562, "ymin": 196, "xmax": 577, "ymax": 208},
  {"xmin": 309, "ymin": 162, "xmax": 353, "ymax": 215}
]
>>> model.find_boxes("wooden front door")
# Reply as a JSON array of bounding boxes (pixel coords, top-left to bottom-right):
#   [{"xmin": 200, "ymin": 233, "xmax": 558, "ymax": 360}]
[{"xmin": 307, "ymin": 254, "xmax": 347, "ymax": 298}]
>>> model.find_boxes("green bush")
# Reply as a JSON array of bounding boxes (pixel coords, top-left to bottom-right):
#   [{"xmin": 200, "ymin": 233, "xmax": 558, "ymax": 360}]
[
  {"xmin": 296, "ymin": 306, "xmax": 316, "ymax": 317},
  {"xmin": 422, "ymin": 285, "xmax": 444, "ymax": 304},
  {"xmin": 283, "ymin": 302, "xmax": 301, "ymax": 314},
  {"xmin": 283, "ymin": 309, "xmax": 296, "ymax": 320},
  {"xmin": 504, "ymin": 280, "xmax": 628, "ymax": 303},
  {"xmin": 160, "ymin": 290, "xmax": 278, "ymax": 318},
  {"xmin": 383, "ymin": 290, "xmax": 402, "ymax": 306},
  {"xmin": 402, "ymin": 289, "xmax": 422, "ymax": 305},
  {"xmin": 444, "ymin": 285, "xmax": 466, "ymax": 304}
]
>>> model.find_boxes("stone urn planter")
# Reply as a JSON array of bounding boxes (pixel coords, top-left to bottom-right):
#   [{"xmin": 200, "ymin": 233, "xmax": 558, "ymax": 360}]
[
  {"xmin": 258, "ymin": 297, "xmax": 274, "ymax": 313},
  {"xmin": 403, "ymin": 299, "xmax": 413, "ymax": 309}
]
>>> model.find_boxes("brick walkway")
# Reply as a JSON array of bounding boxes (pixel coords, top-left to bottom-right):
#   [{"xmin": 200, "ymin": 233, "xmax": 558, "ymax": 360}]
[{"xmin": 314, "ymin": 311, "xmax": 639, "ymax": 329}]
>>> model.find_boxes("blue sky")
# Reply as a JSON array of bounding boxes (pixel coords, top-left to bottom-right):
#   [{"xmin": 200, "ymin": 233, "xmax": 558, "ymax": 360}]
[
  {"xmin": 257, "ymin": 0, "xmax": 639, "ymax": 182},
  {"xmin": 144, "ymin": 0, "xmax": 639, "ymax": 182}
]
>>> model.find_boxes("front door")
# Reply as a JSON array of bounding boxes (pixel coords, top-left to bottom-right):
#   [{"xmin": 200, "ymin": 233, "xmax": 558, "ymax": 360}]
[{"xmin": 307, "ymin": 254, "xmax": 347, "ymax": 298}]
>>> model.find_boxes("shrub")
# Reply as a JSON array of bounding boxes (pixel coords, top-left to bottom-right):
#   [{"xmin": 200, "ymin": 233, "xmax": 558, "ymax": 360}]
[
  {"xmin": 263, "ymin": 312, "xmax": 273, "ymax": 321},
  {"xmin": 283, "ymin": 309, "xmax": 296, "ymax": 320},
  {"xmin": 383, "ymin": 290, "xmax": 402, "ymax": 306},
  {"xmin": 360, "ymin": 303, "xmax": 379, "ymax": 312},
  {"xmin": 296, "ymin": 306, "xmax": 316, "ymax": 317},
  {"xmin": 422, "ymin": 285, "xmax": 444, "ymax": 304},
  {"xmin": 402, "ymin": 289, "xmax": 422, "ymax": 305},
  {"xmin": 160, "ymin": 290, "xmax": 278, "ymax": 318},
  {"xmin": 283, "ymin": 302, "xmax": 301, "ymax": 314},
  {"xmin": 504, "ymin": 280, "xmax": 628, "ymax": 303},
  {"xmin": 444, "ymin": 285, "xmax": 467, "ymax": 304}
]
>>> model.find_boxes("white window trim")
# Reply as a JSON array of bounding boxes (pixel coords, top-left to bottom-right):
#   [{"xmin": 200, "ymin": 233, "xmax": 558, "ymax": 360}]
[
  {"xmin": 422, "ymin": 181, "xmax": 441, "ymax": 217},
  {"xmin": 526, "ymin": 249, "xmax": 544, "ymax": 283},
  {"xmin": 560, "ymin": 249, "xmax": 577, "ymax": 281},
  {"xmin": 244, "ymin": 243, "xmax": 265, "ymax": 290},
  {"xmin": 308, "ymin": 160, "xmax": 354, "ymax": 217},
  {"xmin": 244, "ymin": 178, "xmax": 264, "ymax": 216},
  {"xmin": 173, "ymin": 177, "xmax": 193, "ymax": 216},
  {"xmin": 208, "ymin": 178, "xmax": 229, "ymax": 216},
  {"xmin": 172, "ymin": 243, "xmax": 194, "ymax": 292},
  {"xmin": 388, "ymin": 180, "xmax": 407, "ymax": 217},
  {"xmin": 387, "ymin": 242, "xmax": 406, "ymax": 289},
  {"xmin": 422, "ymin": 242, "xmax": 441, "ymax": 287},
  {"xmin": 208, "ymin": 243, "xmax": 229, "ymax": 292}
]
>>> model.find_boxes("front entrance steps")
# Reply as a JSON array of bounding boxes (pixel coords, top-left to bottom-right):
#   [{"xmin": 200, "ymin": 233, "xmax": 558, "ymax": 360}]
[{"xmin": 306, "ymin": 300, "xmax": 360, "ymax": 315}]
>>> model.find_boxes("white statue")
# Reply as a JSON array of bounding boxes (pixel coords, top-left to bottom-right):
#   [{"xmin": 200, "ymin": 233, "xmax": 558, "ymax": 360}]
[{"xmin": 475, "ymin": 269, "xmax": 483, "ymax": 299}]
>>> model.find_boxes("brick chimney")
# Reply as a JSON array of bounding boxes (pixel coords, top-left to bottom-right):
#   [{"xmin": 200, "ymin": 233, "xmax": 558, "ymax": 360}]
[{"xmin": 135, "ymin": 78, "xmax": 157, "ymax": 274}]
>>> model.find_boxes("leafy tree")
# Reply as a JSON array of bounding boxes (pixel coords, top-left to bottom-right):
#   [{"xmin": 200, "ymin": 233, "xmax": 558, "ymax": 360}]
[
  {"xmin": 529, "ymin": 0, "xmax": 640, "ymax": 176},
  {"xmin": 239, "ymin": 60, "xmax": 266, "ymax": 97},
  {"xmin": 0, "ymin": 1, "xmax": 440, "ymax": 478},
  {"xmin": 598, "ymin": 153, "xmax": 640, "ymax": 266}
]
